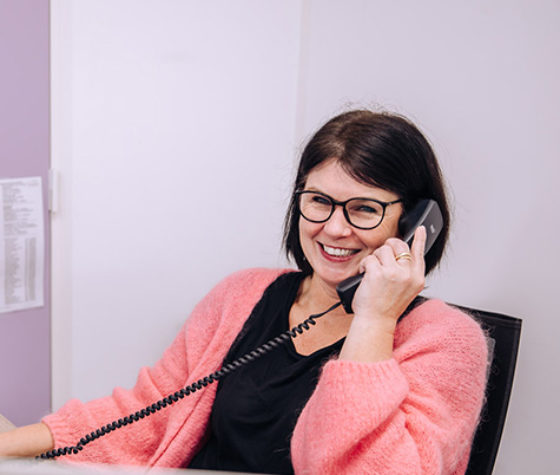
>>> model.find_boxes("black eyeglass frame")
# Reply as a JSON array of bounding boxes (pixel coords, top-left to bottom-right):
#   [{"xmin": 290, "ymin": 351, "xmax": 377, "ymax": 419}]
[{"xmin": 295, "ymin": 190, "xmax": 403, "ymax": 230}]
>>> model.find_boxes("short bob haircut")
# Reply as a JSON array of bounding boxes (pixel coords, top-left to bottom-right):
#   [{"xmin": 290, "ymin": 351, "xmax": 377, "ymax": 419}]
[{"xmin": 283, "ymin": 109, "xmax": 450, "ymax": 276}]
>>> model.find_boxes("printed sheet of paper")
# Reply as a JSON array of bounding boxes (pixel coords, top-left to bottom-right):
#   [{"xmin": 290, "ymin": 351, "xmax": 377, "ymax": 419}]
[{"xmin": 0, "ymin": 177, "xmax": 45, "ymax": 314}]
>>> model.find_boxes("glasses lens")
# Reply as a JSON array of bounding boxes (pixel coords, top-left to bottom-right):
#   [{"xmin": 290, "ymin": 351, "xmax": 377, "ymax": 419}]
[
  {"xmin": 298, "ymin": 192, "xmax": 333, "ymax": 222},
  {"xmin": 345, "ymin": 198, "xmax": 384, "ymax": 228}
]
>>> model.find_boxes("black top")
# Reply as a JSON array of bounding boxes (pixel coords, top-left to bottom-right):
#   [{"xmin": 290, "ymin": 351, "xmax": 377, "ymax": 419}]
[{"xmin": 188, "ymin": 272, "xmax": 345, "ymax": 474}]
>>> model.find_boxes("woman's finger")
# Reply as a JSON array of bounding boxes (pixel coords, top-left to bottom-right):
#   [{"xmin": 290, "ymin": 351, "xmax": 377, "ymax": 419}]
[
  {"xmin": 410, "ymin": 226, "xmax": 427, "ymax": 276},
  {"xmin": 374, "ymin": 244, "xmax": 401, "ymax": 267},
  {"xmin": 410, "ymin": 225, "xmax": 427, "ymax": 260},
  {"xmin": 380, "ymin": 238, "xmax": 412, "ymax": 267}
]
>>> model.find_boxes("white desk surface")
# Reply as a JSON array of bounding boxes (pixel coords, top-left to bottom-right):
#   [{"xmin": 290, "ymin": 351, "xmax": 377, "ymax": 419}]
[{"xmin": 0, "ymin": 458, "xmax": 259, "ymax": 475}]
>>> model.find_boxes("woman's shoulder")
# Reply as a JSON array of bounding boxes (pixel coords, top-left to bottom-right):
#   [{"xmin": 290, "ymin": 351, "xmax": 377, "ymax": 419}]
[
  {"xmin": 199, "ymin": 267, "xmax": 296, "ymax": 308},
  {"xmin": 405, "ymin": 298, "xmax": 485, "ymax": 330},
  {"xmin": 184, "ymin": 268, "xmax": 298, "ymax": 348},
  {"xmin": 395, "ymin": 298, "xmax": 489, "ymax": 358},
  {"xmin": 214, "ymin": 267, "xmax": 295, "ymax": 291}
]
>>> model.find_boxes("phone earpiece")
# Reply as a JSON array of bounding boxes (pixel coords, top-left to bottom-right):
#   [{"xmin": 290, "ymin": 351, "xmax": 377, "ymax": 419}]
[
  {"xmin": 403, "ymin": 199, "xmax": 443, "ymax": 253},
  {"xmin": 399, "ymin": 199, "xmax": 433, "ymax": 247}
]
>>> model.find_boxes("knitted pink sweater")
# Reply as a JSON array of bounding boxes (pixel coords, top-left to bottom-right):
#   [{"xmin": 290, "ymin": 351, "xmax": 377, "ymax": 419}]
[{"xmin": 43, "ymin": 268, "xmax": 488, "ymax": 474}]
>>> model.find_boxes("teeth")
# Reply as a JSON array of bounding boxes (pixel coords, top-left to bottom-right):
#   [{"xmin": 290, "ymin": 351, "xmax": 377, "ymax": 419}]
[{"xmin": 322, "ymin": 244, "xmax": 355, "ymax": 257}]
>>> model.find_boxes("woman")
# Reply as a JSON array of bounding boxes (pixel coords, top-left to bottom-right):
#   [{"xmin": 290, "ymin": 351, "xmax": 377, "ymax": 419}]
[{"xmin": 0, "ymin": 110, "xmax": 488, "ymax": 474}]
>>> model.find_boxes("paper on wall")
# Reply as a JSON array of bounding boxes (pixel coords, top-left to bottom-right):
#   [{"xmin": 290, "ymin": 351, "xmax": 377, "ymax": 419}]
[{"xmin": 0, "ymin": 177, "xmax": 45, "ymax": 314}]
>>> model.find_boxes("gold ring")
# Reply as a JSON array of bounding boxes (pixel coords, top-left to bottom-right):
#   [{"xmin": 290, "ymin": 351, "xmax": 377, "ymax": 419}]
[{"xmin": 395, "ymin": 252, "xmax": 412, "ymax": 262}]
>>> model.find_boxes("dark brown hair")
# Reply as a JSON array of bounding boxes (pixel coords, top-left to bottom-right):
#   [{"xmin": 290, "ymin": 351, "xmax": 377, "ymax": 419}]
[{"xmin": 283, "ymin": 109, "xmax": 450, "ymax": 276}]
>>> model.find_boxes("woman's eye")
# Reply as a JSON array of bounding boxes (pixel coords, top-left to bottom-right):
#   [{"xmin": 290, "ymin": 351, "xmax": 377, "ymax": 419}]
[
  {"xmin": 358, "ymin": 206, "xmax": 379, "ymax": 213},
  {"xmin": 311, "ymin": 196, "xmax": 331, "ymax": 206},
  {"xmin": 351, "ymin": 203, "xmax": 381, "ymax": 214}
]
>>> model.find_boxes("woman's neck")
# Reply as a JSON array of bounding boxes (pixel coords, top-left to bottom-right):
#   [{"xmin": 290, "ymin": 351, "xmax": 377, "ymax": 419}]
[{"xmin": 296, "ymin": 273, "xmax": 350, "ymax": 318}]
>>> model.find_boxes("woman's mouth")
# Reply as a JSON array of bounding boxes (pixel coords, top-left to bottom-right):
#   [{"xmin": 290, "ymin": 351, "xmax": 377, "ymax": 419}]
[{"xmin": 319, "ymin": 243, "xmax": 359, "ymax": 260}]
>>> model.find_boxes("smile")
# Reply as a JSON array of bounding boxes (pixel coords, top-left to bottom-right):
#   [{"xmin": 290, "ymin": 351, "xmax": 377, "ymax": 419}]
[{"xmin": 320, "ymin": 243, "xmax": 359, "ymax": 257}]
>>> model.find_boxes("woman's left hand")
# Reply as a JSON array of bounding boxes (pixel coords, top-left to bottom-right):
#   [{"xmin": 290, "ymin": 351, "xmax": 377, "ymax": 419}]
[
  {"xmin": 339, "ymin": 226, "xmax": 427, "ymax": 362},
  {"xmin": 352, "ymin": 225, "xmax": 427, "ymax": 325}
]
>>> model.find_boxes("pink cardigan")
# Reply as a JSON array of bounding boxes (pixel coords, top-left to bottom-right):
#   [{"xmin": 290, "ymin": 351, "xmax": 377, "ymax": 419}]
[{"xmin": 43, "ymin": 268, "xmax": 488, "ymax": 474}]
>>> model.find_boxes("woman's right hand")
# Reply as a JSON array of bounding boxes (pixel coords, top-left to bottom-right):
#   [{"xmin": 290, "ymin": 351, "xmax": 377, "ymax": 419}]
[{"xmin": 0, "ymin": 423, "xmax": 54, "ymax": 458}]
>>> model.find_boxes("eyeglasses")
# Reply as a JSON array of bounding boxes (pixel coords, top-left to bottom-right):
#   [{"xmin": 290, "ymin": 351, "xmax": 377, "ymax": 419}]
[{"xmin": 295, "ymin": 190, "xmax": 402, "ymax": 230}]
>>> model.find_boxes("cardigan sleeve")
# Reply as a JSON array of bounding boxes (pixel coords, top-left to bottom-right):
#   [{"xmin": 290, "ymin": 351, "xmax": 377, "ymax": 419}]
[
  {"xmin": 40, "ymin": 270, "xmax": 243, "ymax": 465},
  {"xmin": 41, "ymin": 268, "xmax": 284, "ymax": 466},
  {"xmin": 290, "ymin": 300, "xmax": 489, "ymax": 475},
  {"xmin": 42, "ymin": 317, "xmax": 194, "ymax": 465}
]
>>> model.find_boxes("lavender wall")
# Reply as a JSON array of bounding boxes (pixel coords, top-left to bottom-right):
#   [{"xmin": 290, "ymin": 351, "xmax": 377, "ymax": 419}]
[{"xmin": 0, "ymin": 0, "xmax": 51, "ymax": 426}]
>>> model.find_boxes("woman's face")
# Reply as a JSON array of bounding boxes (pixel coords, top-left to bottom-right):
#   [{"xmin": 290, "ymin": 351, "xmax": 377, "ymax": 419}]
[{"xmin": 299, "ymin": 159, "xmax": 403, "ymax": 293}]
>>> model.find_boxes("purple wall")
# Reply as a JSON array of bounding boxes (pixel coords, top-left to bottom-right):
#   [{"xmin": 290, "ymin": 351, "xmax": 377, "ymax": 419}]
[{"xmin": 0, "ymin": 0, "xmax": 51, "ymax": 426}]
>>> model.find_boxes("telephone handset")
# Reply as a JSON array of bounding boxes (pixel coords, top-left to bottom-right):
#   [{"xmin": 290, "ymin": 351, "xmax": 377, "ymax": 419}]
[{"xmin": 336, "ymin": 199, "xmax": 444, "ymax": 313}]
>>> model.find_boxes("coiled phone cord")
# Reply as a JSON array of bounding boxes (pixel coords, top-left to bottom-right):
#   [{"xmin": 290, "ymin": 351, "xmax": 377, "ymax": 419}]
[{"xmin": 37, "ymin": 300, "xmax": 342, "ymax": 460}]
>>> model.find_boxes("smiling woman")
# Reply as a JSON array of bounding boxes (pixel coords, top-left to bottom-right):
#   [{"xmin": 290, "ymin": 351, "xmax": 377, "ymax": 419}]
[
  {"xmin": 283, "ymin": 109, "xmax": 450, "ymax": 279},
  {"xmin": 0, "ymin": 109, "xmax": 488, "ymax": 475}
]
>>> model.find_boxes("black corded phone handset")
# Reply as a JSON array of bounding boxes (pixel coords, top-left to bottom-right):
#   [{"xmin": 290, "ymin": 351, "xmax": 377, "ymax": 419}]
[
  {"xmin": 336, "ymin": 199, "xmax": 444, "ymax": 313},
  {"xmin": 38, "ymin": 199, "xmax": 443, "ymax": 460}
]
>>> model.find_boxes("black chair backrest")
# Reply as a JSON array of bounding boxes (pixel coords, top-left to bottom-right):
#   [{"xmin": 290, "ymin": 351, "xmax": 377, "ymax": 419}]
[{"xmin": 452, "ymin": 304, "xmax": 522, "ymax": 475}]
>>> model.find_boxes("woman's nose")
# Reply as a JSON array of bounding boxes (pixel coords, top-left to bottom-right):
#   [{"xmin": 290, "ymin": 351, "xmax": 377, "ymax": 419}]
[{"xmin": 323, "ymin": 206, "xmax": 352, "ymax": 236}]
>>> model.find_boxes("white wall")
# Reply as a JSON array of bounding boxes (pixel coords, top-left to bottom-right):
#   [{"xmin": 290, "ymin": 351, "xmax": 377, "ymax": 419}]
[
  {"xmin": 51, "ymin": 1, "xmax": 559, "ymax": 473},
  {"xmin": 51, "ymin": 0, "xmax": 302, "ymax": 401}
]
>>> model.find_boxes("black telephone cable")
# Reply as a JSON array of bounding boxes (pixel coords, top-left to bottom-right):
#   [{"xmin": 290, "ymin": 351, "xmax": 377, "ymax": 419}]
[{"xmin": 37, "ymin": 300, "xmax": 342, "ymax": 460}]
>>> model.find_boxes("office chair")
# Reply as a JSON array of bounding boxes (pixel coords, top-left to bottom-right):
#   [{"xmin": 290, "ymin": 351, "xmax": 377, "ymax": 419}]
[{"xmin": 452, "ymin": 305, "xmax": 522, "ymax": 475}]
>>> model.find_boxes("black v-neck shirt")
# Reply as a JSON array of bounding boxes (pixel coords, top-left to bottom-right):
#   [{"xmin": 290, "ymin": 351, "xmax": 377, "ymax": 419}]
[{"xmin": 188, "ymin": 272, "xmax": 345, "ymax": 474}]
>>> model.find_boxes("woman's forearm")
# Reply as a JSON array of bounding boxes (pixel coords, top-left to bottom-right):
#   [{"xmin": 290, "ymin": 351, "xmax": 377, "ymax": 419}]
[
  {"xmin": 339, "ymin": 314, "xmax": 396, "ymax": 362},
  {"xmin": 0, "ymin": 423, "xmax": 54, "ymax": 458}
]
